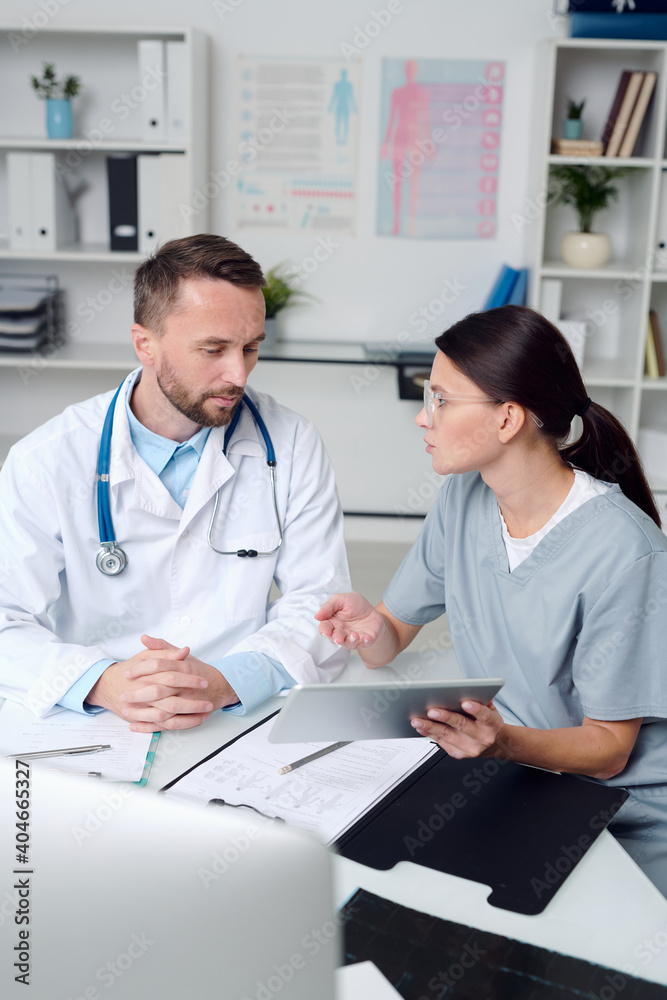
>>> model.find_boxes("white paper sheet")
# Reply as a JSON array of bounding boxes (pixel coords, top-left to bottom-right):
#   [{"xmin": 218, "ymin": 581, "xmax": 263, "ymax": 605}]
[
  {"xmin": 0, "ymin": 701, "xmax": 154, "ymax": 781},
  {"xmin": 163, "ymin": 715, "xmax": 437, "ymax": 844}
]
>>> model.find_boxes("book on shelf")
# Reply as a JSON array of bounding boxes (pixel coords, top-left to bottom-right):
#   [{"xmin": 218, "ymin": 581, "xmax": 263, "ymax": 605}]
[
  {"xmin": 482, "ymin": 265, "xmax": 520, "ymax": 310},
  {"xmin": 551, "ymin": 138, "xmax": 603, "ymax": 156},
  {"xmin": 618, "ymin": 71, "xmax": 657, "ymax": 157},
  {"xmin": 603, "ymin": 70, "xmax": 645, "ymax": 157},
  {"xmin": 563, "ymin": 1, "xmax": 667, "ymax": 10},
  {"xmin": 646, "ymin": 313, "xmax": 661, "ymax": 377},
  {"xmin": 650, "ymin": 309, "xmax": 666, "ymax": 376},
  {"xmin": 571, "ymin": 12, "xmax": 667, "ymax": 38}
]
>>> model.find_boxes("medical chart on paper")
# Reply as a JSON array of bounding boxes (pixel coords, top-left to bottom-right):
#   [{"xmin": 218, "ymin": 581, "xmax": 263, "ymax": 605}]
[
  {"xmin": 377, "ymin": 58, "xmax": 504, "ymax": 239},
  {"xmin": 236, "ymin": 56, "xmax": 360, "ymax": 235},
  {"xmin": 0, "ymin": 700, "xmax": 153, "ymax": 781},
  {"xmin": 163, "ymin": 716, "xmax": 436, "ymax": 844}
]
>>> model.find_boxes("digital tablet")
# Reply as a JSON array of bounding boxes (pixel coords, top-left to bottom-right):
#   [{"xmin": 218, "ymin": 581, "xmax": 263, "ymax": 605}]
[{"xmin": 268, "ymin": 678, "xmax": 504, "ymax": 742}]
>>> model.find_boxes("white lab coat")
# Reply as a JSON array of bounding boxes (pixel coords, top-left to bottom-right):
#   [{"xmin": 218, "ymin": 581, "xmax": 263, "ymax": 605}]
[{"xmin": 0, "ymin": 370, "xmax": 350, "ymax": 716}]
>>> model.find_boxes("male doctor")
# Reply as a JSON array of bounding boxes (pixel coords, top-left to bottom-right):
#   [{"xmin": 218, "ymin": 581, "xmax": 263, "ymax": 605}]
[{"xmin": 0, "ymin": 234, "xmax": 350, "ymax": 731}]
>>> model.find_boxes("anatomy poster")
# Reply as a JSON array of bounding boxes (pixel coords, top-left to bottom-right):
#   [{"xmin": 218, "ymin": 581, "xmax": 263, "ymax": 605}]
[
  {"xmin": 236, "ymin": 56, "xmax": 360, "ymax": 235},
  {"xmin": 377, "ymin": 58, "xmax": 504, "ymax": 239}
]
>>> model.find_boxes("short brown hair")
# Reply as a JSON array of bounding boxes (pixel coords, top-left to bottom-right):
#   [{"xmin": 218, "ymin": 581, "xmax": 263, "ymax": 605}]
[{"xmin": 134, "ymin": 233, "xmax": 265, "ymax": 333}]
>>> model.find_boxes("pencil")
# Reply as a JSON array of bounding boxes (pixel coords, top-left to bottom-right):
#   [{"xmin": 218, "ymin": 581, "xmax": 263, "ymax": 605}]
[{"xmin": 278, "ymin": 741, "xmax": 351, "ymax": 774}]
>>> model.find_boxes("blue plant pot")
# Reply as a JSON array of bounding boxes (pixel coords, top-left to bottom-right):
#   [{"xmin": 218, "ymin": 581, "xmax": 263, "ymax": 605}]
[
  {"xmin": 46, "ymin": 98, "xmax": 73, "ymax": 139},
  {"xmin": 563, "ymin": 119, "xmax": 583, "ymax": 140}
]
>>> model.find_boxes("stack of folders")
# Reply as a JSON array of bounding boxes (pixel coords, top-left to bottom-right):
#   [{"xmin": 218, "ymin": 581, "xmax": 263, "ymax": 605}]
[
  {"xmin": 601, "ymin": 69, "xmax": 658, "ymax": 157},
  {"xmin": 137, "ymin": 39, "xmax": 188, "ymax": 143},
  {"xmin": 106, "ymin": 152, "xmax": 189, "ymax": 253},
  {"xmin": 7, "ymin": 153, "xmax": 76, "ymax": 252},
  {"xmin": 0, "ymin": 281, "xmax": 60, "ymax": 353},
  {"xmin": 482, "ymin": 265, "xmax": 528, "ymax": 310}
]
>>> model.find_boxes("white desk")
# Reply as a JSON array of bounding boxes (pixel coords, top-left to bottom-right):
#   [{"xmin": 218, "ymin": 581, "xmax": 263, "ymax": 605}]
[{"xmin": 146, "ymin": 650, "xmax": 667, "ymax": 990}]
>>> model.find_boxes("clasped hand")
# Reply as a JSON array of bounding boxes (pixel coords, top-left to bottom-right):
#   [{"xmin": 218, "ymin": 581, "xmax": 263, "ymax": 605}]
[{"xmin": 86, "ymin": 634, "xmax": 238, "ymax": 732}]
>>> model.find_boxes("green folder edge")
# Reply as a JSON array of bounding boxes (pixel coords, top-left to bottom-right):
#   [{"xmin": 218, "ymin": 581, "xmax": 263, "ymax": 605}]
[
  {"xmin": 135, "ymin": 731, "xmax": 160, "ymax": 786},
  {"xmin": 0, "ymin": 697, "xmax": 160, "ymax": 785}
]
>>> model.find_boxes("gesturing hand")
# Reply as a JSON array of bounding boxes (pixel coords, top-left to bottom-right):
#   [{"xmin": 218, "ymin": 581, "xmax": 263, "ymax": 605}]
[
  {"xmin": 411, "ymin": 700, "xmax": 507, "ymax": 759},
  {"xmin": 314, "ymin": 592, "xmax": 385, "ymax": 649}
]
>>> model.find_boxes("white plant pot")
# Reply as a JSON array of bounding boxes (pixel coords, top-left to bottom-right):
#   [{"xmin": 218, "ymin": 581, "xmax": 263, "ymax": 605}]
[{"xmin": 560, "ymin": 231, "xmax": 611, "ymax": 269}]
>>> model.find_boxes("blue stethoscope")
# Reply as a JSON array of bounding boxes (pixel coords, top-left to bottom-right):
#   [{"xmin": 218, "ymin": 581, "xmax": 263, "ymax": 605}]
[{"xmin": 95, "ymin": 384, "xmax": 283, "ymax": 576}]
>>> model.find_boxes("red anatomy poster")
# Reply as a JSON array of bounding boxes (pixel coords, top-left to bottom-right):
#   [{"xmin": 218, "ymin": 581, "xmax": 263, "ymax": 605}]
[{"xmin": 377, "ymin": 58, "xmax": 504, "ymax": 239}]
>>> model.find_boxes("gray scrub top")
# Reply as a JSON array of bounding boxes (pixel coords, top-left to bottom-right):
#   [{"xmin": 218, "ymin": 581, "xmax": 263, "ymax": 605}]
[{"xmin": 383, "ymin": 472, "xmax": 667, "ymax": 789}]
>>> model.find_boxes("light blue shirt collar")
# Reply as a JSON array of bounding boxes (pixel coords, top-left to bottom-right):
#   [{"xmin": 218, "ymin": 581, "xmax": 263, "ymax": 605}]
[{"xmin": 124, "ymin": 377, "xmax": 210, "ymax": 478}]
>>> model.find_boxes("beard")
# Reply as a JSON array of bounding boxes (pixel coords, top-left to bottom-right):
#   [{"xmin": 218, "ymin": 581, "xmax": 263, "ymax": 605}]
[{"xmin": 156, "ymin": 359, "xmax": 244, "ymax": 427}]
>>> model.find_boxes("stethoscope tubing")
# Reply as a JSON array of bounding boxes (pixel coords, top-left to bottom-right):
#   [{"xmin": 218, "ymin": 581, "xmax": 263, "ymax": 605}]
[{"xmin": 95, "ymin": 384, "xmax": 282, "ymax": 575}]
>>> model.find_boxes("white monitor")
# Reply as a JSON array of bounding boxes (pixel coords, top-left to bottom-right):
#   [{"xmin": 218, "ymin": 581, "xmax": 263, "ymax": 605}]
[{"xmin": 0, "ymin": 759, "xmax": 337, "ymax": 1000}]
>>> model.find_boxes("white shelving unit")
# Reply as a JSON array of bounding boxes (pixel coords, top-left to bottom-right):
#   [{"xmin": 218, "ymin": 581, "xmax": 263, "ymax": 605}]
[
  {"xmin": 531, "ymin": 38, "xmax": 667, "ymax": 492},
  {"xmin": 0, "ymin": 24, "xmax": 208, "ymax": 460}
]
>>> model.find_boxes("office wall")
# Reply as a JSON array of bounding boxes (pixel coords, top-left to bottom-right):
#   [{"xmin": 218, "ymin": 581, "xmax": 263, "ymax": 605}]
[
  {"xmin": 3, "ymin": 0, "xmax": 568, "ymax": 526},
  {"xmin": 5, "ymin": 0, "xmax": 567, "ymax": 344}
]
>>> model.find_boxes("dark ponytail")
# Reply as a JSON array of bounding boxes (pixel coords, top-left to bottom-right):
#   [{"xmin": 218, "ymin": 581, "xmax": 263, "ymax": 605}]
[{"xmin": 435, "ymin": 305, "xmax": 661, "ymax": 528}]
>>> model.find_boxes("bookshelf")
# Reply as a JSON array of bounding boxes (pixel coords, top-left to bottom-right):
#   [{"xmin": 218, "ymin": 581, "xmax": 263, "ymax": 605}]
[
  {"xmin": 531, "ymin": 38, "xmax": 667, "ymax": 494},
  {"xmin": 0, "ymin": 24, "xmax": 208, "ymax": 456}
]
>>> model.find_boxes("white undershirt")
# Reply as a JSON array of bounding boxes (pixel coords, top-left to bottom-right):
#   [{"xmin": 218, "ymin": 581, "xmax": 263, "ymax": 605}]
[{"xmin": 499, "ymin": 468, "xmax": 613, "ymax": 572}]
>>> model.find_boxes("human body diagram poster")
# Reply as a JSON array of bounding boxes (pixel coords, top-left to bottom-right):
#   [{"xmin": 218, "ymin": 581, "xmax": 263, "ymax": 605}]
[
  {"xmin": 236, "ymin": 56, "xmax": 360, "ymax": 235},
  {"xmin": 377, "ymin": 59, "xmax": 504, "ymax": 239}
]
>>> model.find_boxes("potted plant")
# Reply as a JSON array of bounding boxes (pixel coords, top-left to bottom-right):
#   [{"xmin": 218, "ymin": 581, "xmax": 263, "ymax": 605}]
[
  {"xmin": 548, "ymin": 164, "xmax": 631, "ymax": 268},
  {"xmin": 563, "ymin": 98, "xmax": 585, "ymax": 141},
  {"xmin": 262, "ymin": 263, "xmax": 316, "ymax": 348},
  {"xmin": 30, "ymin": 62, "xmax": 81, "ymax": 139}
]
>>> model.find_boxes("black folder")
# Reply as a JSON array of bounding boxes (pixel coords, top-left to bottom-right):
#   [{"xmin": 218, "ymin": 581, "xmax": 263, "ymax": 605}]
[
  {"xmin": 162, "ymin": 712, "xmax": 628, "ymax": 915},
  {"xmin": 337, "ymin": 750, "xmax": 628, "ymax": 915},
  {"xmin": 340, "ymin": 888, "xmax": 665, "ymax": 1000},
  {"xmin": 106, "ymin": 155, "xmax": 138, "ymax": 252}
]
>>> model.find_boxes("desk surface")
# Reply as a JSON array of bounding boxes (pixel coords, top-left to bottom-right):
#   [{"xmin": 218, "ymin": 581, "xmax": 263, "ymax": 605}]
[{"xmin": 146, "ymin": 652, "xmax": 667, "ymax": 989}]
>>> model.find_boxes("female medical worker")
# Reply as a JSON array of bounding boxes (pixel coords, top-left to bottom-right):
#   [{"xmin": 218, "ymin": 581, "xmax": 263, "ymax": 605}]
[{"xmin": 316, "ymin": 305, "xmax": 667, "ymax": 897}]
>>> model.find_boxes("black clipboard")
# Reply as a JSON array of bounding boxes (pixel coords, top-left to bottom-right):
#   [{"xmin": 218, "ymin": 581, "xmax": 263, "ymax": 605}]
[
  {"xmin": 161, "ymin": 713, "xmax": 628, "ymax": 915},
  {"xmin": 337, "ymin": 750, "xmax": 628, "ymax": 915}
]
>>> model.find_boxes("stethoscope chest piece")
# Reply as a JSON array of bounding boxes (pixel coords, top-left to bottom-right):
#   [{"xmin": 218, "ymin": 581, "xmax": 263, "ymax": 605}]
[{"xmin": 96, "ymin": 543, "xmax": 127, "ymax": 577}]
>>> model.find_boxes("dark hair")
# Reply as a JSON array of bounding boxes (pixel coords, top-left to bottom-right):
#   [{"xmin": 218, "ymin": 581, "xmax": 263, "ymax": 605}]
[
  {"xmin": 435, "ymin": 305, "xmax": 661, "ymax": 527},
  {"xmin": 134, "ymin": 233, "xmax": 265, "ymax": 333}
]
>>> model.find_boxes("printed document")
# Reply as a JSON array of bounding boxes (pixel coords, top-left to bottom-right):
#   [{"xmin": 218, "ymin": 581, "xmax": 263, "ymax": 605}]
[
  {"xmin": 0, "ymin": 700, "xmax": 154, "ymax": 781},
  {"xmin": 162, "ymin": 715, "xmax": 437, "ymax": 844}
]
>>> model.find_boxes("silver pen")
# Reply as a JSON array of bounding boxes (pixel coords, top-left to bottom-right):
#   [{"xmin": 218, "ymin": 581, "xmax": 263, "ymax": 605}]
[{"xmin": 4, "ymin": 744, "xmax": 112, "ymax": 760}]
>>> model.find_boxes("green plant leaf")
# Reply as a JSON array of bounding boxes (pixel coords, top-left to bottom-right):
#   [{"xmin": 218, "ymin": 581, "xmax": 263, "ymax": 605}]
[{"xmin": 548, "ymin": 164, "xmax": 631, "ymax": 233}]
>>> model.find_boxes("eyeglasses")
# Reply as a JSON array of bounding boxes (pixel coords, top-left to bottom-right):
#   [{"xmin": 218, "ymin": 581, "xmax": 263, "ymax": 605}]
[{"xmin": 422, "ymin": 380, "xmax": 496, "ymax": 428}]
